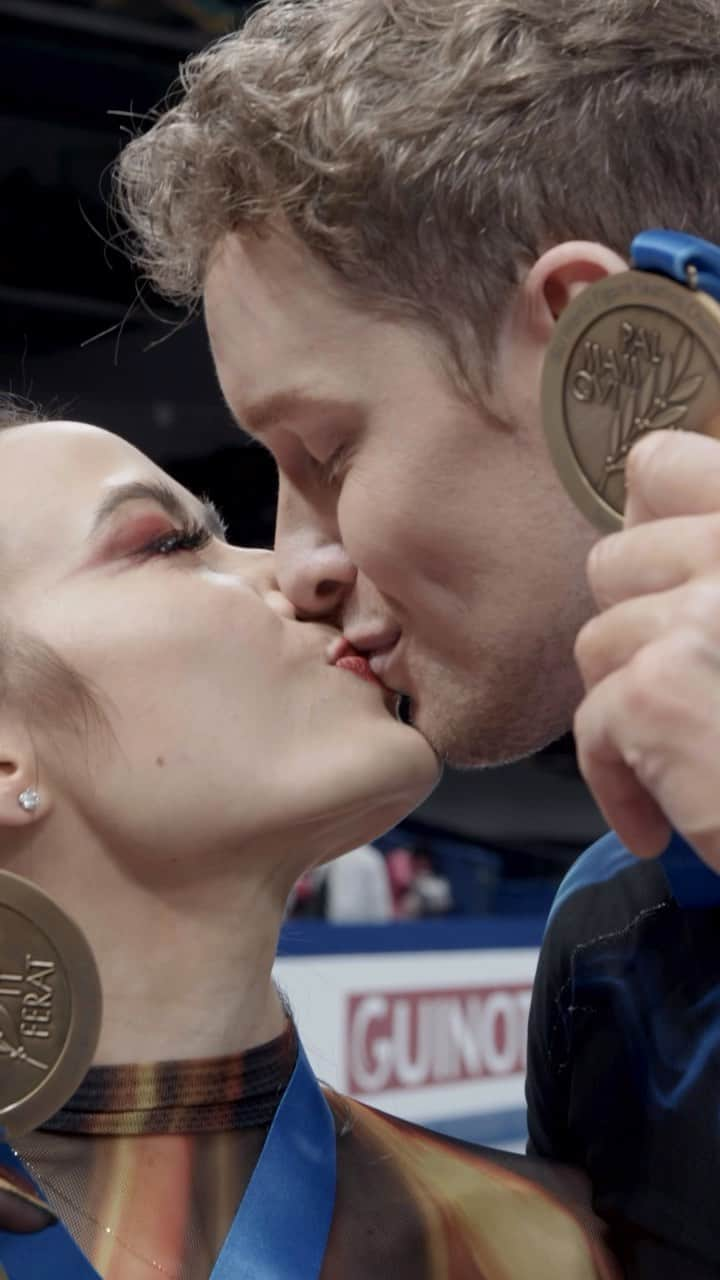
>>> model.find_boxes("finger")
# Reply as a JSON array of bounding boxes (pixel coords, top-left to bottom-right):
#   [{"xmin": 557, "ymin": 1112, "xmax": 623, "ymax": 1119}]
[
  {"xmin": 574, "ymin": 669, "xmax": 672, "ymax": 859},
  {"xmin": 625, "ymin": 424, "xmax": 720, "ymax": 526},
  {"xmin": 575, "ymin": 627, "xmax": 720, "ymax": 865},
  {"xmin": 575, "ymin": 588, "xmax": 677, "ymax": 691},
  {"xmin": 588, "ymin": 513, "xmax": 720, "ymax": 608},
  {"xmin": 0, "ymin": 1167, "xmax": 56, "ymax": 1233}
]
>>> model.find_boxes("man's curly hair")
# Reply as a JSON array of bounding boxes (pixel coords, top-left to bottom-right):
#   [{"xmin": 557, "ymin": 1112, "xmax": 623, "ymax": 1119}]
[{"xmin": 116, "ymin": 0, "xmax": 720, "ymax": 394}]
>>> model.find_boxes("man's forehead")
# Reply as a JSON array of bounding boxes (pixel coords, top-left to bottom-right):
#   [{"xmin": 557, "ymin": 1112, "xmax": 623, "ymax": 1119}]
[
  {"xmin": 207, "ymin": 228, "xmax": 340, "ymax": 306},
  {"xmin": 241, "ymin": 387, "xmax": 366, "ymax": 438},
  {"xmin": 205, "ymin": 284, "xmax": 390, "ymax": 432},
  {"xmin": 208, "ymin": 308, "xmax": 365, "ymax": 429},
  {"xmin": 204, "ymin": 230, "xmax": 370, "ymax": 366},
  {"xmin": 204, "ymin": 233, "xmax": 461, "ymax": 433}
]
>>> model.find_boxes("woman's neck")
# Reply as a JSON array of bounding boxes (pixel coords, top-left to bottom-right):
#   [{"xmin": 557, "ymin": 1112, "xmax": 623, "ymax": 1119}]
[
  {"xmin": 90, "ymin": 890, "xmax": 289, "ymax": 1065},
  {"xmin": 7, "ymin": 823, "xmax": 291, "ymax": 1065}
]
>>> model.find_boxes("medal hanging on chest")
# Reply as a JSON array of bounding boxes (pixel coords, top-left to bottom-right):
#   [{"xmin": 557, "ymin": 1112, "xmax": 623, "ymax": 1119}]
[
  {"xmin": 0, "ymin": 871, "xmax": 102, "ymax": 1138},
  {"xmin": 0, "ymin": 871, "xmax": 337, "ymax": 1280},
  {"xmin": 0, "ymin": 1039, "xmax": 336, "ymax": 1280}
]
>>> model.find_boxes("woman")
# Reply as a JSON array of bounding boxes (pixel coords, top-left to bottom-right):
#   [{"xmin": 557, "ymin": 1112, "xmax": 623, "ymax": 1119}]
[{"xmin": 0, "ymin": 412, "xmax": 618, "ymax": 1279}]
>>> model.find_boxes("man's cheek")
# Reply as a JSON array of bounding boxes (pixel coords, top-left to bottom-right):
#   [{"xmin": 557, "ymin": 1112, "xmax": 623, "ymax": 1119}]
[{"xmin": 340, "ymin": 487, "xmax": 414, "ymax": 589}]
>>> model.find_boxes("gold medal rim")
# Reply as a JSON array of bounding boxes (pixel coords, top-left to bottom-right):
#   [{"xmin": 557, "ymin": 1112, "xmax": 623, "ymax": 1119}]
[
  {"xmin": 0, "ymin": 870, "xmax": 102, "ymax": 1137},
  {"xmin": 541, "ymin": 270, "xmax": 720, "ymax": 532}
]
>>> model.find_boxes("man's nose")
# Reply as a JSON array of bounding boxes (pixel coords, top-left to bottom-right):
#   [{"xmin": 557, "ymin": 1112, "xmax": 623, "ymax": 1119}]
[
  {"xmin": 275, "ymin": 508, "xmax": 356, "ymax": 621},
  {"xmin": 276, "ymin": 535, "xmax": 357, "ymax": 618}
]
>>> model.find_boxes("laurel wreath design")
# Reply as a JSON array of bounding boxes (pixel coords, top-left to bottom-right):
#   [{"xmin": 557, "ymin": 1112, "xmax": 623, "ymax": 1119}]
[
  {"xmin": 0, "ymin": 1002, "xmax": 48, "ymax": 1071},
  {"xmin": 600, "ymin": 333, "xmax": 704, "ymax": 493}
]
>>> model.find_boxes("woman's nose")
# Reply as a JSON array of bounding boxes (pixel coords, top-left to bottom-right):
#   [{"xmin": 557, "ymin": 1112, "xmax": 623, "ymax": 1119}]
[
  {"xmin": 238, "ymin": 548, "xmax": 298, "ymax": 619},
  {"xmin": 264, "ymin": 588, "xmax": 297, "ymax": 620}
]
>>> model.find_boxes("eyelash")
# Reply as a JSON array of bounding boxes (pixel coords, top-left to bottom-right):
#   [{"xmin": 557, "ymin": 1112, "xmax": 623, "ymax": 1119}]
[{"xmin": 140, "ymin": 520, "xmax": 213, "ymax": 558}]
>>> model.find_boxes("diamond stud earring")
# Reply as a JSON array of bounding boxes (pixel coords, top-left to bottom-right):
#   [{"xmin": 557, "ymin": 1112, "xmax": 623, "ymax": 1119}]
[{"xmin": 18, "ymin": 788, "xmax": 41, "ymax": 813}]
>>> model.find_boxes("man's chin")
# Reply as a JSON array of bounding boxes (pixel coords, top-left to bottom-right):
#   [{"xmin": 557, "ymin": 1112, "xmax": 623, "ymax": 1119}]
[
  {"xmin": 406, "ymin": 701, "xmax": 483, "ymax": 768},
  {"xmin": 408, "ymin": 700, "xmax": 546, "ymax": 771}
]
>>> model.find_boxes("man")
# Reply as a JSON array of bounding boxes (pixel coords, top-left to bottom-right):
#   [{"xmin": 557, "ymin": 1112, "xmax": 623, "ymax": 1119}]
[
  {"xmin": 113, "ymin": 3, "xmax": 720, "ymax": 1274},
  {"xmin": 6, "ymin": 0, "xmax": 718, "ymax": 1271}
]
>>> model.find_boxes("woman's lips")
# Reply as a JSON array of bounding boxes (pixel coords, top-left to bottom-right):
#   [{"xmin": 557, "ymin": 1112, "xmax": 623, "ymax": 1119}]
[
  {"xmin": 330, "ymin": 639, "xmax": 391, "ymax": 690},
  {"xmin": 334, "ymin": 653, "xmax": 385, "ymax": 687}
]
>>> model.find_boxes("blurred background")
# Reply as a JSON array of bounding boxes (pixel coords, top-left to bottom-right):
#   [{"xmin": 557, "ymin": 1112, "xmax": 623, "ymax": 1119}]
[{"xmin": 1, "ymin": 0, "xmax": 607, "ymax": 1149}]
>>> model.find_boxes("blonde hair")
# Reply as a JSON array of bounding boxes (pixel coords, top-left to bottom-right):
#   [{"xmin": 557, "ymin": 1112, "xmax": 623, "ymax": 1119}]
[{"xmin": 116, "ymin": 0, "xmax": 720, "ymax": 392}]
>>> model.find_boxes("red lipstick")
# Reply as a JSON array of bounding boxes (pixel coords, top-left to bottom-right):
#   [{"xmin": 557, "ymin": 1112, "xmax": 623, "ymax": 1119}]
[
  {"xmin": 335, "ymin": 653, "xmax": 384, "ymax": 686},
  {"xmin": 332, "ymin": 640, "xmax": 385, "ymax": 687}
]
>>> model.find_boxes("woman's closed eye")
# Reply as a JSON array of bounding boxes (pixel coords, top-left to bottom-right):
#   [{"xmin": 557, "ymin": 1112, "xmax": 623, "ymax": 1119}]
[
  {"xmin": 94, "ymin": 487, "xmax": 228, "ymax": 564},
  {"xmin": 137, "ymin": 519, "xmax": 214, "ymax": 558}
]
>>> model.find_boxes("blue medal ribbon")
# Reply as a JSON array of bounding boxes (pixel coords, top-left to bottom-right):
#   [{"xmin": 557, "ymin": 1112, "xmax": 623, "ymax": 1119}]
[
  {"xmin": 0, "ymin": 1038, "xmax": 336, "ymax": 1279},
  {"xmin": 631, "ymin": 229, "xmax": 720, "ymax": 304}
]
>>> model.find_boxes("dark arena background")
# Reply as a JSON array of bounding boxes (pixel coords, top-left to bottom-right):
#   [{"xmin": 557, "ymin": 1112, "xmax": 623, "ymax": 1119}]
[{"xmin": 1, "ymin": 0, "xmax": 607, "ymax": 1149}]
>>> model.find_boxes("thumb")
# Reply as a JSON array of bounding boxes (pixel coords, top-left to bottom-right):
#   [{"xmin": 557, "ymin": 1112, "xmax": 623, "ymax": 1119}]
[{"xmin": 0, "ymin": 1165, "xmax": 57, "ymax": 1233}]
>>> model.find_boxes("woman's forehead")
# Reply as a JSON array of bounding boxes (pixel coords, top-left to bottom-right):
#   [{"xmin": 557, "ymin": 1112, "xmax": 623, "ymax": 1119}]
[
  {"xmin": 0, "ymin": 422, "xmax": 162, "ymax": 575},
  {"xmin": 0, "ymin": 418, "xmax": 138, "ymax": 462},
  {"xmin": 0, "ymin": 421, "xmax": 153, "ymax": 510}
]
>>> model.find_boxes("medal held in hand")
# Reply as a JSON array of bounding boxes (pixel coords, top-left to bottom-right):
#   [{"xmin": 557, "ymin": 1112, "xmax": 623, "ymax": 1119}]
[
  {"xmin": 0, "ymin": 872, "xmax": 101, "ymax": 1137},
  {"xmin": 542, "ymin": 231, "xmax": 720, "ymax": 531}
]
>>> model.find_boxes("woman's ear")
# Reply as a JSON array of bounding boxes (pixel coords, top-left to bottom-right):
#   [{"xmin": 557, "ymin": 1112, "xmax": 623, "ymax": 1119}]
[
  {"xmin": 0, "ymin": 721, "xmax": 48, "ymax": 828},
  {"xmin": 520, "ymin": 241, "xmax": 629, "ymax": 341}
]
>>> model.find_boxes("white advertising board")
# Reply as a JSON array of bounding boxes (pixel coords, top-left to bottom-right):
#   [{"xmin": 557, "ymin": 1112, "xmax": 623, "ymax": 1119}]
[{"xmin": 273, "ymin": 946, "xmax": 539, "ymax": 1148}]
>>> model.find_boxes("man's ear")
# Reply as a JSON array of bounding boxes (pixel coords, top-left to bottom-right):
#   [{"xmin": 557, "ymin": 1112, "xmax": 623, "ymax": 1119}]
[
  {"xmin": 0, "ymin": 721, "xmax": 47, "ymax": 828},
  {"xmin": 520, "ymin": 241, "xmax": 629, "ymax": 341}
]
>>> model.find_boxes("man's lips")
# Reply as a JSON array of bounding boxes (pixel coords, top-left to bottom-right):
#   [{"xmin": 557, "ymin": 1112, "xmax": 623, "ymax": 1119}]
[
  {"xmin": 329, "ymin": 631, "xmax": 399, "ymax": 660},
  {"xmin": 367, "ymin": 646, "xmax": 399, "ymax": 683}
]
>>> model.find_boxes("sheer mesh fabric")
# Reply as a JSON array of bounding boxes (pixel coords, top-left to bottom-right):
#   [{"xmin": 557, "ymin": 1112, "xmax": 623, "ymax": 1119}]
[
  {"xmin": 14, "ymin": 1129, "xmax": 264, "ymax": 1278},
  {"xmin": 12, "ymin": 1024, "xmax": 294, "ymax": 1278},
  {"xmin": 10, "ymin": 1023, "xmax": 621, "ymax": 1280}
]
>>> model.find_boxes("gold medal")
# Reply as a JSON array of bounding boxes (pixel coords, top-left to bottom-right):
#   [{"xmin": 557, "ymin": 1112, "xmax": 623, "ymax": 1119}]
[
  {"xmin": 542, "ymin": 270, "xmax": 720, "ymax": 530},
  {"xmin": 0, "ymin": 872, "xmax": 101, "ymax": 1137}
]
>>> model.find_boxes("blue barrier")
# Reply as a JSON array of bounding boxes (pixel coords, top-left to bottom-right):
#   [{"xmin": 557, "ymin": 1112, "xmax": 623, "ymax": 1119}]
[{"xmin": 278, "ymin": 915, "xmax": 546, "ymax": 956}]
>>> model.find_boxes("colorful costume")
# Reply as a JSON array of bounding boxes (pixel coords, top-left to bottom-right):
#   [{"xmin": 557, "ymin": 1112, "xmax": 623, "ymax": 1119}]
[{"xmin": 0, "ymin": 1020, "xmax": 618, "ymax": 1278}]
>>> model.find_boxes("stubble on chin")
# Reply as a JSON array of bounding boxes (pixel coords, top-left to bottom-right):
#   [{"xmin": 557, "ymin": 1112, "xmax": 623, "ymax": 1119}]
[{"xmin": 408, "ymin": 662, "xmax": 581, "ymax": 770}]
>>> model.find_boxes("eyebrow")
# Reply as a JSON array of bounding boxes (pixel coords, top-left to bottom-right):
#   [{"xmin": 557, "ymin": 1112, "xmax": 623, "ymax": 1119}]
[
  {"xmin": 90, "ymin": 480, "xmax": 228, "ymax": 543},
  {"xmin": 240, "ymin": 390, "xmax": 350, "ymax": 435}
]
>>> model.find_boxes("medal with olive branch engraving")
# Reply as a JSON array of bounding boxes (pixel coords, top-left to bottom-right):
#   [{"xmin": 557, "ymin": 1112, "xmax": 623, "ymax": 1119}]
[
  {"xmin": 0, "ymin": 872, "xmax": 101, "ymax": 1137},
  {"xmin": 542, "ymin": 270, "xmax": 720, "ymax": 530}
]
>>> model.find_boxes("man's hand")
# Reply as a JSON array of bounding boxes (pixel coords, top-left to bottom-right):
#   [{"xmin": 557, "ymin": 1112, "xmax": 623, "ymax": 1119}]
[
  {"xmin": 0, "ymin": 1163, "xmax": 55, "ymax": 1233},
  {"xmin": 574, "ymin": 428, "xmax": 720, "ymax": 871}
]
